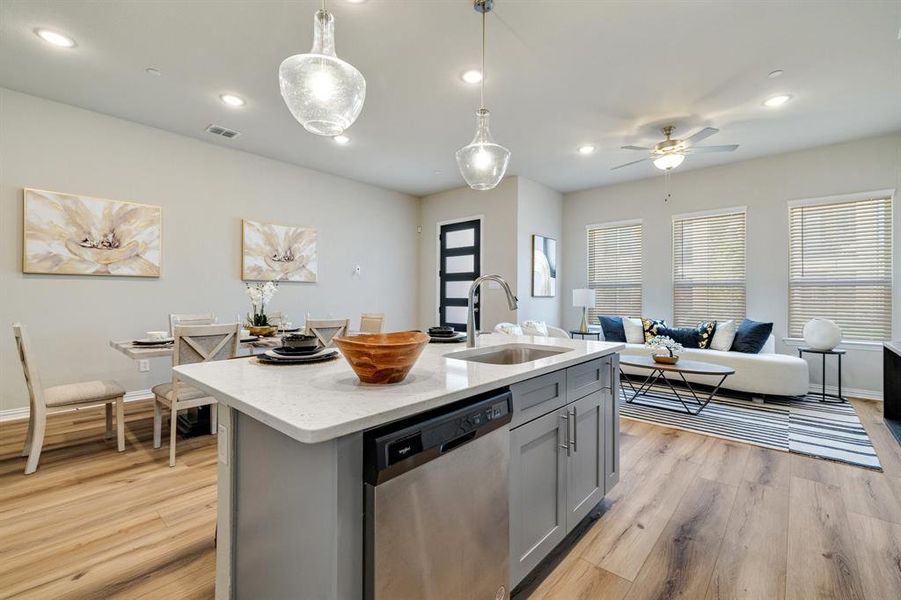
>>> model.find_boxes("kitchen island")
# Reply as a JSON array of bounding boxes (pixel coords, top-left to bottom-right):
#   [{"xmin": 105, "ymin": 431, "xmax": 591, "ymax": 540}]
[{"xmin": 175, "ymin": 333, "xmax": 623, "ymax": 600}]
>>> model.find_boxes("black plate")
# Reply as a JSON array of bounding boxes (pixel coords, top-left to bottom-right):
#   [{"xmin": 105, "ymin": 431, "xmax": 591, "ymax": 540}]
[
  {"xmin": 429, "ymin": 334, "xmax": 466, "ymax": 343},
  {"xmin": 257, "ymin": 352, "xmax": 339, "ymax": 365},
  {"xmin": 272, "ymin": 346, "xmax": 323, "ymax": 356},
  {"xmin": 133, "ymin": 339, "xmax": 174, "ymax": 346}
]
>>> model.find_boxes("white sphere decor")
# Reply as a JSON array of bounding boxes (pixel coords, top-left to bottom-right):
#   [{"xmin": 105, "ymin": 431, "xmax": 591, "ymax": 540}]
[{"xmin": 803, "ymin": 318, "xmax": 842, "ymax": 351}]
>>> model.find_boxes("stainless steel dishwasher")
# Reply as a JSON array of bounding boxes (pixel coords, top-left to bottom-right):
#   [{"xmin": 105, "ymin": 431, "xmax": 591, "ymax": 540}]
[{"xmin": 364, "ymin": 388, "xmax": 512, "ymax": 600}]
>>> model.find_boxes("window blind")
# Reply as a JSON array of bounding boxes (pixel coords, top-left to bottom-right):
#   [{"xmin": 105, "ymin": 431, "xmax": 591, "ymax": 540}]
[
  {"xmin": 587, "ymin": 222, "xmax": 642, "ymax": 321},
  {"xmin": 673, "ymin": 210, "xmax": 746, "ymax": 327},
  {"xmin": 789, "ymin": 195, "xmax": 893, "ymax": 341}
]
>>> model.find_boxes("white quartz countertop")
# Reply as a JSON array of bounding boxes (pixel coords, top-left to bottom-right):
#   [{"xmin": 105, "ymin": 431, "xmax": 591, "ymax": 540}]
[{"xmin": 174, "ymin": 333, "xmax": 623, "ymax": 444}]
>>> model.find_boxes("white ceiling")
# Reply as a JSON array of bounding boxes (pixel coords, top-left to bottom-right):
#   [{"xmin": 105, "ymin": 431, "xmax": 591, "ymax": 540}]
[{"xmin": 2, "ymin": 0, "xmax": 900, "ymax": 196}]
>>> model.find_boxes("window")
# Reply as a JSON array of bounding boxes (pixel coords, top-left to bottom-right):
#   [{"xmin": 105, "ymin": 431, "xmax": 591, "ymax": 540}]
[
  {"xmin": 587, "ymin": 220, "xmax": 642, "ymax": 321},
  {"xmin": 789, "ymin": 193, "xmax": 893, "ymax": 341},
  {"xmin": 672, "ymin": 209, "xmax": 746, "ymax": 327}
]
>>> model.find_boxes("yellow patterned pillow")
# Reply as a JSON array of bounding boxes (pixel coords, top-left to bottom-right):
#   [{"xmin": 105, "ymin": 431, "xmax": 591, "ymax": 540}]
[
  {"xmin": 641, "ymin": 318, "xmax": 667, "ymax": 343},
  {"xmin": 697, "ymin": 321, "xmax": 716, "ymax": 349}
]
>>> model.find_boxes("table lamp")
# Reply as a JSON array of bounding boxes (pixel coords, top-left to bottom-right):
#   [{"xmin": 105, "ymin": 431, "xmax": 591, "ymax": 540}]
[{"xmin": 573, "ymin": 289, "xmax": 596, "ymax": 334}]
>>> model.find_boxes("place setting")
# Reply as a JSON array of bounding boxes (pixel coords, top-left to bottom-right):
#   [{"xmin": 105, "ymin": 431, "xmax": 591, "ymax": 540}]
[
  {"xmin": 132, "ymin": 330, "xmax": 174, "ymax": 346},
  {"xmin": 255, "ymin": 333, "xmax": 340, "ymax": 366},
  {"xmin": 426, "ymin": 326, "xmax": 466, "ymax": 343}
]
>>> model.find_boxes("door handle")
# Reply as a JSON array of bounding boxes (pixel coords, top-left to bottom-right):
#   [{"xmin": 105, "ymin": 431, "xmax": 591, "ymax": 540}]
[
  {"xmin": 570, "ymin": 406, "xmax": 577, "ymax": 453},
  {"xmin": 559, "ymin": 413, "xmax": 571, "ymax": 456}
]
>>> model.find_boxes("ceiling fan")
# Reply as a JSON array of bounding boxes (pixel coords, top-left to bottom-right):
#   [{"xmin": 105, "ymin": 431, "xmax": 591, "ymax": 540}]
[{"xmin": 612, "ymin": 125, "xmax": 739, "ymax": 171}]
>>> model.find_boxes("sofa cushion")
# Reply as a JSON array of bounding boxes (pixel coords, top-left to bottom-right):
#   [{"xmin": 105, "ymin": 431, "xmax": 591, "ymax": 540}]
[
  {"xmin": 641, "ymin": 318, "xmax": 667, "ymax": 343},
  {"xmin": 622, "ymin": 317, "xmax": 645, "ymax": 344},
  {"xmin": 598, "ymin": 316, "xmax": 627, "ymax": 342},
  {"xmin": 620, "ymin": 343, "xmax": 809, "ymax": 396},
  {"xmin": 731, "ymin": 319, "xmax": 774, "ymax": 354},
  {"xmin": 710, "ymin": 319, "xmax": 737, "ymax": 351},
  {"xmin": 656, "ymin": 326, "xmax": 702, "ymax": 348},
  {"xmin": 521, "ymin": 320, "xmax": 548, "ymax": 336}
]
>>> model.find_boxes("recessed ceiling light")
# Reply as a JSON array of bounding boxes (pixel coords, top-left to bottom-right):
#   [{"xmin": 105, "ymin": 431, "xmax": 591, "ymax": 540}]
[
  {"xmin": 219, "ymin": 94, "xmax": 245, "ymax": 107},
  {"xmin": 333, "ymin": 134, "xmax": 351, "ymax": 145},
  {"xmin": 577, "ymin": 144, "xmax": 597, "ymax": 155},
  {"xmin": 768, "ymin": 69, "xmax": 784, "ymax": 79},
  {"xmin": 763, "ymin": 94, "xmax": 792, "ymax": 108},
  {"xmin": 461, "ymin": 69, "xmax": 483, "ymax": 84},
  {"xmin": 34, "ymin": 28, "xmax": 76, "ymax": 48},
  {"xmin": 145, "ymin": 67, "xmax": 161, "ymax": 76}
]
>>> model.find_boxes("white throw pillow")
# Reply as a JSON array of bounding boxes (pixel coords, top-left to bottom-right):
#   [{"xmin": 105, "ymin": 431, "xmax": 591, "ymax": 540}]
[
  {"xmin": 622, "ymin": 317, "xmax": 645, "ymax": 344},
  {"xmin": 710, "ymin": 319, "xmax": 737, "ymax": 351},
  {"xmin": 494, "ymin": 322, "xmax": 523, "ymax": 335},
  {"xmin": 521, "ymin": 320, "xmax": 549, "ymax": 336}
]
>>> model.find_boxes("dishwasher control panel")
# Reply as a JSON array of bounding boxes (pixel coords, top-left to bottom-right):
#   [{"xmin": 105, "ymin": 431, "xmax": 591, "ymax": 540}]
[{"xmin": 364, "ymin": 388, "xmax": 512, "ymax": 484}]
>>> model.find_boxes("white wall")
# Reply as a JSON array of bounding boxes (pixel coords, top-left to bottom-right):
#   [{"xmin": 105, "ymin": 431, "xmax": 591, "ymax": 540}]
[
  {"xmin": 516, "ymin": 177, "xmax": 563, "ymax": 325},
  {"xmin": 0, "ymin": 89, "xmax": 420, "ymax": 412},
  {"xmin": 563, "ymin": 132, "xmax": 901, "ymax": 399},
  {"xmin": 418, "ymin": 177, "xmax": 518, "ymax": 330}
]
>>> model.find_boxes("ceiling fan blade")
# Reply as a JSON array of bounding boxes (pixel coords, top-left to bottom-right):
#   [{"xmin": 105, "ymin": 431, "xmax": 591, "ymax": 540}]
[
  {"xmin": 611, "ymin": 158, "xmax": 650, "ymax": 170},
  {"xmin": 684, "ymin": 127, "xmax": 719, "ymax": 145},
  {"xmin": 620, "ymin": 145, "xmax": 650, "ymax": 151},
  {"xmin": 687, "ymin": 144, "xmax": 739, "ymax": 153}
]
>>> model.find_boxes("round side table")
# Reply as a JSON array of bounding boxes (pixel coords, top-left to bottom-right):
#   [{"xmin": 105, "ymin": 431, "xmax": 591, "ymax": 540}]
[{"xmin": 798, "ymin": 347, "xmax": 846, "ymax": 403}]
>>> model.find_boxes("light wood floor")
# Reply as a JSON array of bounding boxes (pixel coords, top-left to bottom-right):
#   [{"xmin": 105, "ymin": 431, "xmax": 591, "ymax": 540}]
[{"xmin": 1, "ymin": 399, "xmax": 900, "ymax": 599}]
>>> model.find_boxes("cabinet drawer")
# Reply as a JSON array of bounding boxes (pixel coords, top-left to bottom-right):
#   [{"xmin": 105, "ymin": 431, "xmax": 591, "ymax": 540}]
[
  {"xmin": 510, "ymin": 370, "xmax": 567, "ymax": 428},
  {"xmin": 566, "ymin": 357, "xmax": 610, "ymax": 402}
]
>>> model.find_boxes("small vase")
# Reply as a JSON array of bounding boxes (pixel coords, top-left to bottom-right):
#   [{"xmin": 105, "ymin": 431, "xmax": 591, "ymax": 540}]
[{"xmin": 653, "ymin": 354, "xmax": 679, "ymax": 365}]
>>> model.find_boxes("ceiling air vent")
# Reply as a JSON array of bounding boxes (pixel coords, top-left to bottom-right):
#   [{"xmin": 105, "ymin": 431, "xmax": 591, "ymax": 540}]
[{"xmin": 205, "ymin": 124, "xmax": 241, "ymax": 139}]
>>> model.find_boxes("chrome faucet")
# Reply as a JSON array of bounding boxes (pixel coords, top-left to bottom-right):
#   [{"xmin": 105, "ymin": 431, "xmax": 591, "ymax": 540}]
[{"xmin": 467, "ymin": 274, "xmax": 518, "ymax": 347}]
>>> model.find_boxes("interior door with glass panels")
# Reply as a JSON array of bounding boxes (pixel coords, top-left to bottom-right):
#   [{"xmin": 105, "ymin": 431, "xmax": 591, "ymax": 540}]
[{"xmin": 439, "ymin": 219, "xmax": 481, "ymax": 332}]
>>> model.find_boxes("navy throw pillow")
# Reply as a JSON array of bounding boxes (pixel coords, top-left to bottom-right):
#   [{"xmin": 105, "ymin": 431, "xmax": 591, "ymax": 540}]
[
  {"xmin": 598, "ymin": 316, "xmax": 626, "ymax": 342},
  {"xmin": 731, "ymin": 319, "xmax": 773, "ymax": 353},
  {"xmin": 656, "ymin": 326, "xmax": 702, "ymax": 349}
]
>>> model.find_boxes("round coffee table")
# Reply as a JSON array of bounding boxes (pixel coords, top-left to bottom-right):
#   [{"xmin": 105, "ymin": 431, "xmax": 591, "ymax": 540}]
[{"xmin": 620, "ymin": 355, "xmax": 735, "ymax": 415}]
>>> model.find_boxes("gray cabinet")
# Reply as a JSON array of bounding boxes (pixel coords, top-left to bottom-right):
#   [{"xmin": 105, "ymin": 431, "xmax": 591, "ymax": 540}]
[
  {"xmin": 509, "ymin": 407, "xmax": 567, "ymax": 585},
  {"xmin": 604, "ymin": 354, "xmax": 620, "ymax": 492},
  {"xmin": 509, "ymin": 355, "xmax": 620, "ymax": 588},
  {"xmin": 566, "ymin": 392, "xmax": 604, "ymax": 527}
]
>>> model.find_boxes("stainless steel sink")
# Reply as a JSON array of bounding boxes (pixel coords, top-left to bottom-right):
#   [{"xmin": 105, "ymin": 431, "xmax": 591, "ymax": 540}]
[{"xmin": 445, "ymin": 343, "xmax": 572, "ymax": 365}]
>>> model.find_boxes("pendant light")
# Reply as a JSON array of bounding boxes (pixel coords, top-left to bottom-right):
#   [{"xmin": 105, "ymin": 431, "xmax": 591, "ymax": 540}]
[
  {"xmin": 279, "ymin": 1, "xmax": 366, "ymax": 136},
  {"xmin": 456, "ymin": 0, "xmax": 510, "ymax": 191}
]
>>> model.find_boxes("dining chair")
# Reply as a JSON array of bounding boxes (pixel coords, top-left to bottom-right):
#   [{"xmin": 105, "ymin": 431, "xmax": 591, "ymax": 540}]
[
  {"xmin": 168, "ymin": 313, "xmax": 215, "ymax": 336},
  {"xmin": 267, "ymin": 312, "xmax": 286, "ymax": 328},
  {"xmin": 152, "ymin": 323, "xmax": 239, "ymax": 467},
  {"xmin": 359, "ymin": 313, "xmax": 385, "ymax": 334},
  {"xmin": 13, "ymin": 323, "xmax": 126, "ymax": 475},
  {"xmin": 305, "ymin": 318, "xmax": 350, "ymax": 347}
]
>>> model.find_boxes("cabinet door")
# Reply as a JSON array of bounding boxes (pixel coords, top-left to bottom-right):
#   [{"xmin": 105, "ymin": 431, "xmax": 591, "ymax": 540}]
[
  {"xmin": 509, "ymin": 408, "xmax": 568, "ymax": 587},
  {"xmin": 605, "ymin": 355, "xmax": 620, "ymax": 493},
  {"xmin": 565, "ymin": 392, "xmax": 604, "ymax": 532}
]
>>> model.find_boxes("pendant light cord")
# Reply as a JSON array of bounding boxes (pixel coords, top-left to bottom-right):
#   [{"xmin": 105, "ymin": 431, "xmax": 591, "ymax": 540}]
[{"xmin": 480, "ymin": 8, "xmax": 486, "ymax": 110}]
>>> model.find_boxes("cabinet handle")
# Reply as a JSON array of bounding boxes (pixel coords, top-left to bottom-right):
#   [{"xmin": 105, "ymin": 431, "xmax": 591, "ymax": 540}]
[
  {"xmin": 570, "ymin": 406, "xmax": 577, "ymax": 453},
  {"xmin": 559, "ymin": 413, "xmax": 571, "ymax": 456}
]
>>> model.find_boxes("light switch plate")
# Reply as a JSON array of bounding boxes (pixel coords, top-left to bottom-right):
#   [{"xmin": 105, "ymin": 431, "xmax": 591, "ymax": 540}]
[{"xmin": 138, "ymin": 359, "xmax": 150, "ymax": 372}]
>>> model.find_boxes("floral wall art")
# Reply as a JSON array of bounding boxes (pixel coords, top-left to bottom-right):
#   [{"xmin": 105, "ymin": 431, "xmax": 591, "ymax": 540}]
[
  {"xmin": 241, "ymin": 219, "xmax": 318, "ymax": 282},
  {"xmin": 532, "ymin": 234, "xmax": 557, "ymax": 297},
  {"xmin": 23, "ymin": 188, "xmax": 161, "ymax": 277}
]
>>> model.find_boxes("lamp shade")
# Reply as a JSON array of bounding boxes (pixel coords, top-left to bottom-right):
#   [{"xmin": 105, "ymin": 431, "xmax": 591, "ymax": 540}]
[{"xmin": 573, "ymin": 288, "xmax": 596, "ymax": 308}]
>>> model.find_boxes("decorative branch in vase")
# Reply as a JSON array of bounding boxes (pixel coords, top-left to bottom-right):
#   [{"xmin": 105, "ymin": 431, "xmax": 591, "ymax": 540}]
[
  {"xmin": 647, "ymin": 335, "xmax": 683, "ymax": 364},
  {"xmin": 245, "ymin": 281, "xmax": 279, "ymax": 337}
]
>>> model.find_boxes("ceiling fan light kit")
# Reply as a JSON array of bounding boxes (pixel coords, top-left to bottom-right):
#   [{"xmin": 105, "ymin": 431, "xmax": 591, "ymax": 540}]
[
  {"xmin": 613, "ymin": 125, "xmax": 739, "ymax": 172},
  {"xmin": 278, "ymin": 1, "xmax": 366, "ymax": 136},
  {"xmin": 455, "ymin": 0, "xmax": 511, "ymax": 191}
]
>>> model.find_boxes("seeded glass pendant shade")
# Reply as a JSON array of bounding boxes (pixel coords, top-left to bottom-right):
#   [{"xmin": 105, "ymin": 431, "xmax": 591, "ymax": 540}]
[
  {"xmin": 456, "ymin": 0, "xmax": 510, "ymax": 191},
  {"xmin": 456, "ymin": 109, "xmax": 511, "ymax": 190},
  {"xmin": 279, "ymin": 7, "xmax": 365, "ymax": 136}
]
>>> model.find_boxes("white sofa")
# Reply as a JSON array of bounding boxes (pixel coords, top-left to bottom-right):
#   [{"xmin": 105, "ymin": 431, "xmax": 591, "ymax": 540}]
[{"xmin": 619, "ymin": 334, "xmax": 809, "ymax": 397}]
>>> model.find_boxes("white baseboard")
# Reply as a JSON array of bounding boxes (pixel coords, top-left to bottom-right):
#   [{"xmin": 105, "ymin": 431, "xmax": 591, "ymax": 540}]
[
  {"xmin": 0, "ymin": 389, "xmax": 154, "ymax": 423},
  {"xmin": 810, "ymin": 383, "xmax": 882, "ymax": 402}
]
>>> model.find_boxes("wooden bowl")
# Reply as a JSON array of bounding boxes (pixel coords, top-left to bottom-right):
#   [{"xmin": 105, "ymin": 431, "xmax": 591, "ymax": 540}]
[{"xmin": 333, "ymin": 331, "xmax": 430, "ymax": 384}]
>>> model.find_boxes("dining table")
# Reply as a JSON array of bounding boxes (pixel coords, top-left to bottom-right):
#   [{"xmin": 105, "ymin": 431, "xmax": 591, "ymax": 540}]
[{"xmin": 109, "ymin": 335, "xmax": 285, "ymax": 437}]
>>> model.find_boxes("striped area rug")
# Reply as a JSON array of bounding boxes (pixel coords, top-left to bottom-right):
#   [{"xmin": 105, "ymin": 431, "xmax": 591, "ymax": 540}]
[{"xmin": 619, "ymin": 383, "xmax": 881, "ymax": 470}]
